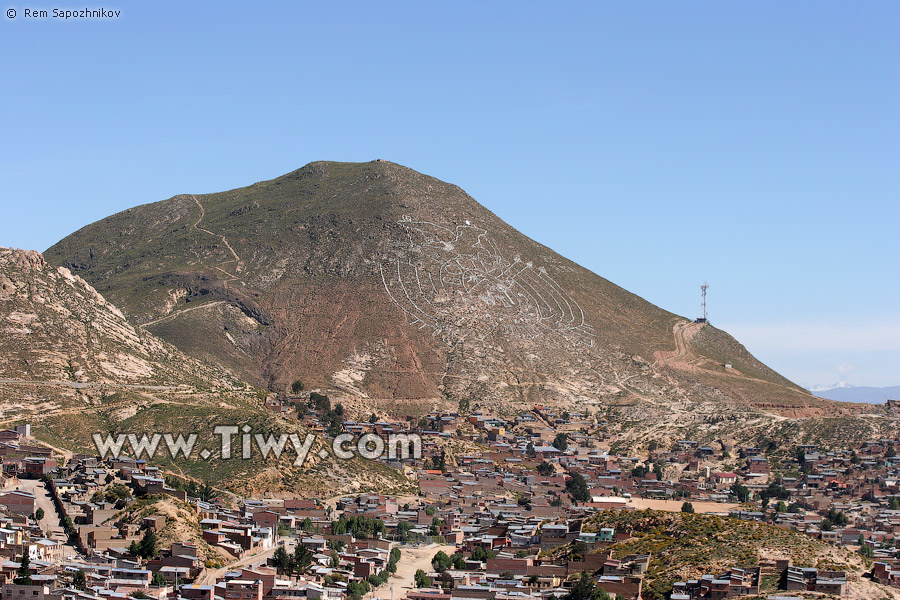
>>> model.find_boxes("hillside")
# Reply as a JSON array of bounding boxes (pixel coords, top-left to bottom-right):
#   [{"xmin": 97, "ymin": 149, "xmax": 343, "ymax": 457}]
[
  {"xmin": 0, "ymin": 247, "xmax": 240, "ymax": 390},
  {"xmin": 577, "ymin": 509, "xmax": 899, "ymax": 600},
  {"xmin": 0, "ymin": 247, "xmax": 413, "ymax": 496},
  {"xmin": 44, "ymin": 161, "xmax": 832, "ymax": 430}
]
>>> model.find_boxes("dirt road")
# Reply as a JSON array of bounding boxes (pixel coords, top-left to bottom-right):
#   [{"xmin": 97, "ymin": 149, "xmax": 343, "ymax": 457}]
[
  {"xmin": 0, "ymin": 378, "xmax": 183, "ymax": 391},
  {"xmin": 368, "ymin": 544, "xmax": 457, "ymax": 600},
  {"xmin": 3, "ymin": 477, "xmax": 79, "ymax": 558},
  {"xmin": 626, "ymin": 497, "xmax": 738, "ymax": 513},
  {"xmin": 196, "ymin": 539, "xmax": 287, "ymax": 585}
]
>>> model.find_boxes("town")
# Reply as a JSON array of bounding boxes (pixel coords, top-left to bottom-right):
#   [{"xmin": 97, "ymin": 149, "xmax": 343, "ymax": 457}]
[{"xmin": 1, "ymin": 399, "xmax": 899, "ymax": 600}]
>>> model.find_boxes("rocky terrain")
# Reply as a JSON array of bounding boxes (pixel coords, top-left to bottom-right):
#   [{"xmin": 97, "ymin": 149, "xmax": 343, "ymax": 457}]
[
  {"xmin": 45, "ymin": 161, "xmax": 834, "ymax": 420},
  {"xmin": 0, "ymin": 247, "xmax": 242, "ymax": 390},
  {"xmin": 0, "ymin": 247, "xmax": 413, "ymax": 496}
]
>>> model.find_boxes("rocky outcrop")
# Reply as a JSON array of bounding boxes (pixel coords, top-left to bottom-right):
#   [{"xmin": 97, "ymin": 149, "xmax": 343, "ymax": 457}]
[{"xmin": 0, "ymin": 247, "xmax": 235, "ymax": 387}]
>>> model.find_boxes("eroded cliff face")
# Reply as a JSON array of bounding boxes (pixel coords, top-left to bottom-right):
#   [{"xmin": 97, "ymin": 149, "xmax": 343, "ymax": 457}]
[{"xmin": 0, "ymin": 246, "xmax": 235, "ymax": 387}]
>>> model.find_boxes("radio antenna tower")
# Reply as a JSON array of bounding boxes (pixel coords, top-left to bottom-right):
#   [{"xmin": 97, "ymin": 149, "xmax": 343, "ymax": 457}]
[{"xmin": 697, "ymin": 282, "xmax": 709, "ymax": 323}]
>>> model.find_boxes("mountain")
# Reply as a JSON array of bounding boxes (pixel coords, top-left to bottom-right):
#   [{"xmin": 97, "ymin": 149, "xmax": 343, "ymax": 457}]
[
  {"xmin": 0, "ymin": 247, "xmax": 411, "ymax": 496},
  {"xmin": 809, "ymin": 382, "xmax": 854, "ymax": 393},
  {"xmin": 814, "ymin": 385, "xmax": 900, "ymax": 404},
  {"xmin": 43, "ymin": 161, "xmax": 840, "ymax": 431}
]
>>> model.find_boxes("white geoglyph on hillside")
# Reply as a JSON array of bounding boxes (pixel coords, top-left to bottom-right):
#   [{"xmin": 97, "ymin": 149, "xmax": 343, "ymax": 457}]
[{"xmin": 380, "ymin": 217, "xmax": 594, "ymax": 348}]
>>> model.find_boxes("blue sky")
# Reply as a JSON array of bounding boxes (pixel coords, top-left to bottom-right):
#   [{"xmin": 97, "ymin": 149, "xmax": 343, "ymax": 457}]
[{"xmin": 1, "ymin": 2, "xmax": 897, "ymax": 389}]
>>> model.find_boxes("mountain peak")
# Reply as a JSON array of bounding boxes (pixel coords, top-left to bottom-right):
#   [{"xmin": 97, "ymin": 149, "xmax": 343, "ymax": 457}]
[{"xmin": 44, "ymin": 163, "xmax": 830, "ymax": 422}]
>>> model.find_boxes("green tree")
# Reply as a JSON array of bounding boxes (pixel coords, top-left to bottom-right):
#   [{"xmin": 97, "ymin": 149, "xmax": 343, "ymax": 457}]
[
  {"xmin": 309, "ymin": 392, "xmax": 330, "ymax": 412},
  {"xmin": 292, "ymin": 544, "xmax": 314, "ymax": 575},
  {"xmin": 272, "ymin": 546, "xmax": 291, "ymax": 576},
  {"xmin": 566, "ymin": 471, "xmax": 591, "ymax": 503},
  {"xmin": 563, "ymin": 572, "xmax": 596, "ymax": 600},
  {"xmin": 827, "ymin": 508, "xmax": 849, "ymax": 526},
  {"xmin": 331, "ymin": 515, "xmax": 385, "ymax": 539},
  {"xmin": 776, "ymin": 501, "xmax": 787, "ymax": 513},
  {"xmin": 859, "ymin": 538, "xmax": 874, "ymax": 559},
  {"xmin": 471, "ymin": 546, "xmax": 496, "ymax": 562},
  {"xmin": 414, "ymin": 569, "xmax": 431, "ymax": 587},
  {"xmin": 681, "ymin": 502, "xmax": 695, "ymax": 513},
  {"xmin": 432, "ymin": 450, "xmax": 447, "ymax": 472},
  {"xmin": 459, "ymin": 398, "xmax": 470, "ymax": 414},
  {"xmin": 34, "ymin": 507, "xmax": 44, "ymax": 521},
  {"xmin": 526, "ymin": 442, "xmax": 536, "ymax": 458},
  {"xmin": 537, "ymin": 462, "xmax": 554, "ymax": 476},
  {"xmin": 451, "ymin": 552, "xmax": 466, "ymax": 569},
  {"xmin": 552, "ymin": 433, "xmax": 569, "ymax": 452},
  {"xmin": 322, "ymin": 406, "xmax": 344, "ymax": 437},
  {"xmin": 347, "ymin": 580, "xmax": 370, "ymax": 600},
  {"xmin": 432, "ymin": 550, "xmax": 453, "ymax": 572},
  {"xmin": 396, "ymin": 520, "xmax": 412, "ymax": 541},
  {"xmin": 151, "ymin": 572, "xmax": 167, "ymax": 586},
  {"xmin": 890, "ymin": 497, "xmax": 900, "ymax": 510},
  {"xmin": 72, "ymin": 569, "xmax": 86, "ymax": 591},
  {"xmin": 731, "ymin": 483, "xmax": 751, "ymax": 503},
  {"xmin": 291, "ymin": 379, "xmax": 304, "ymax": 394},
  {"xmin": 14, "ymin": 554, "xmax": 32, "ymax": 585},
  {"xmin": 137, "ymin": 528, "xmax": 158, "ymax": 559}
]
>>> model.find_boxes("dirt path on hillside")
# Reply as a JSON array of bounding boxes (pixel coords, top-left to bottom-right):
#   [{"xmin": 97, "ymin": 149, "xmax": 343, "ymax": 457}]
[
  {"xmin": 191, "ymin": 195, "xmax": 243, "ymax": 277},
  {"xmin": 652, "ymin": 320, "xmax": 704, "ymax": 369},
  {"xmin": 139, "ymin": 300, "xmax": 227, "ymax": 329}
]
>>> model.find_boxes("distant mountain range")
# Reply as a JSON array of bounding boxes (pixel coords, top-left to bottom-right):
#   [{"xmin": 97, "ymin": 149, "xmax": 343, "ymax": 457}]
[{"xmin": 811, "ymin": 384, "xmax": 900, "ymax": 404}]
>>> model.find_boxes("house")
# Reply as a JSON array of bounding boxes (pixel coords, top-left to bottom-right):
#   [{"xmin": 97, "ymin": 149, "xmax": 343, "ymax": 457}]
[
  {"xmin": 713, "ymin": 472, "xmax": 738, "ymax": 486},
  {"xmin": 24, "ymin": 457, "xmax": 57, "ymax": 478},
  {"xmin": 0, "ymin": 490, "xmax": 36, "ymax": 515},
  {"xmin": 2, "ymin": 581, "xmax": 55, "ymax": 600},
  {"xmin": 224, "ymin": 579, "xmax": 263, "ymax": 600}
]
